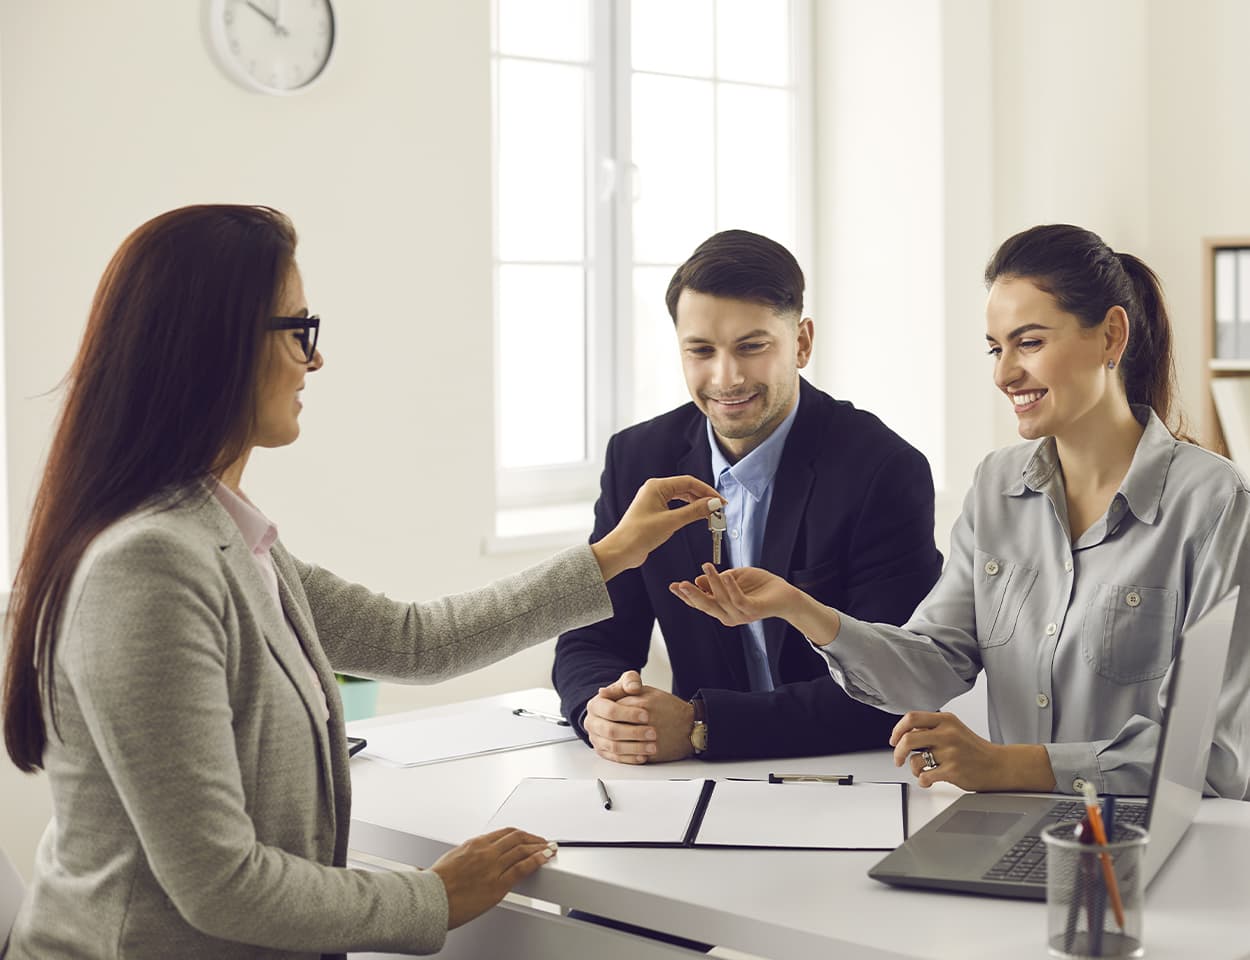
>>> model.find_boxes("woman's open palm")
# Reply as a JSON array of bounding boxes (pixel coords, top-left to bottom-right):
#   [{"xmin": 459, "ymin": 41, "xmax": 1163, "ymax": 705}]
[{"xmin": 670, "ymin": 564, "xmax": 799, "ymax": 626}]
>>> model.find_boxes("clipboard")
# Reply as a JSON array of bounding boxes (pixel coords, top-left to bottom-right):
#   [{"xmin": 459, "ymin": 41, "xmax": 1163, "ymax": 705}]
[
  {"xmin": 486, "ymin": 776, "xmax": 909, "ymax": 851},
  {"xmin": 352, "ymin": 704, "xmax": 577, "ymax": 766}
]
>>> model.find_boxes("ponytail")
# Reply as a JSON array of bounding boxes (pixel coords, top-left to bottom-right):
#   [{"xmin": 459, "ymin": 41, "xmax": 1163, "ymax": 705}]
[{"xmin": 1115, "ymin": 252, "xmax": 1188, "ymax": 438}]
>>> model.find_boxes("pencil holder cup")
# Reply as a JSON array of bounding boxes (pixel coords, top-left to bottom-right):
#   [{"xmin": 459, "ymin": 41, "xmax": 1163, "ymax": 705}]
[{"xmin": 1042, "ymin": 821, "xmax": 1147, "ymax": 959}]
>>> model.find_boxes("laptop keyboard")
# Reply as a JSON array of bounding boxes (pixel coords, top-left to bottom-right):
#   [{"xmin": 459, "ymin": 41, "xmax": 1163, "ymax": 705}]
[{"xmin": 981, "ymin": 799, "xmax": 1147, "ymax": 885}]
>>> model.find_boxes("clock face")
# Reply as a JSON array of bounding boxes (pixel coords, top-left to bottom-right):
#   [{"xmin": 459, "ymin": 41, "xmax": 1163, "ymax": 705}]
[{"xmin": 208, "ymin": 0, "xmax": 335, "ymax": 95}]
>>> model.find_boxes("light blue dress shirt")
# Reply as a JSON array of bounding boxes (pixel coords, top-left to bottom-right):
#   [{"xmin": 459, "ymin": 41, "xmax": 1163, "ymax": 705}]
[
  {"xmin": 816, "ymin": 407, "xmax": 1250, "ymax": 798},
  {"xmin": 708, "ymin": 397, "xmax": 801, "ymax": 692}
]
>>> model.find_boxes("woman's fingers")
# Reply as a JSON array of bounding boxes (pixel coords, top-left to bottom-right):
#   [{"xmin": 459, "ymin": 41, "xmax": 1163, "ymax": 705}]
[
  {"xmin": 699, "ymin": 564, "xmax": 752, "ymax": 620},
  {"xmin": 645, "ymin": 474, "xmax": 721, "ymax": 505},
  {"xmin": 668, "ymin": 579, "xmax": 739, "ymax": 624},
  {"xmin": 660, "ymin": 496, "xmax": 725, "ymax": 536},
  {"xmin": 502, "ymin": 844, "xmax": 558, "ymax": 886},
  {"xmin": 889, "ymin": 710, "xmax": 945, "ymax": 747},
  {"xmin": 718, "ymin": 567, "xmax": 756, "ymax": 612}
]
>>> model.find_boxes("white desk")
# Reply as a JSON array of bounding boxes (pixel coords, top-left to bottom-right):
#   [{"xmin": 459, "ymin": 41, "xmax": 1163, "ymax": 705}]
[{"xmin": 348, "ymin": 691, "xmax": 1250, "ymax": 959}]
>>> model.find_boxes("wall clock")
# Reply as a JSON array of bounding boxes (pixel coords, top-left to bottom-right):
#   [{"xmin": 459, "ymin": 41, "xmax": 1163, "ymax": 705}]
[{"xmin": 206, "ymin": 0, "xmax": 335, "ymax": 95}]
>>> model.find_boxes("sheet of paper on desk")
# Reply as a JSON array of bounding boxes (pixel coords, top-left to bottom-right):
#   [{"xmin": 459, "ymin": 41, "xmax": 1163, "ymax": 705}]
[
  {"xmin": 487, "ymin": 777, "xmax": 906, "ymax": 849},
  {"xmin": 357, "ymin": 706, "xmax": 577, "ymax": 767},
  {"xmin": 487, "ymin": 778, "xmax": 707, "ymax": 845},
  {"xmin": 695, "ymin": 780, "xmax": 905, "ymax": 849}
]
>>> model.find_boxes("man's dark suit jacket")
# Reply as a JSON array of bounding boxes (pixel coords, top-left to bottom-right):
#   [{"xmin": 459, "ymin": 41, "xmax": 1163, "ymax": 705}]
[{"xmin": 553, "ymin": 378, "xmax": 944, "ymax": 760}]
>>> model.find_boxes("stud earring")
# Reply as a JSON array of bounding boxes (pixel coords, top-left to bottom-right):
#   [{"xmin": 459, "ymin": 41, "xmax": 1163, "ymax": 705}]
[{"xmin": 1107, "ymin": 360, "xmax": 1117, "ymax": 370}]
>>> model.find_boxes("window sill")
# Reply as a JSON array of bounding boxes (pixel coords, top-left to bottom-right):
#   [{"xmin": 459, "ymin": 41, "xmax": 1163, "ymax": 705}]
[{"xmin": 483, "ymin": 502, "xmax": 594, "ymax": 556}]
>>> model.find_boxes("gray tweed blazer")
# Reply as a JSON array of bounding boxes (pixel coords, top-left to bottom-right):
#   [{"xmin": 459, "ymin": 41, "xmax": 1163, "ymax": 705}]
[{"xmin": 4, "ymin": 486, "xmax": 611, "ymax": 959}]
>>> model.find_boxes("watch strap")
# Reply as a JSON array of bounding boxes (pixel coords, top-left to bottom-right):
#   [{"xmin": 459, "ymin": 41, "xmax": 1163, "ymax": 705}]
[{"xmin": 689, "ymin": 695, "xmax": 708, "ymax": 755}]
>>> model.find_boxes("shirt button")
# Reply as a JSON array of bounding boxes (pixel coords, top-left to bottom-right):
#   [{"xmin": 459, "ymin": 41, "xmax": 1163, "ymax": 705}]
[
  {"xmin": 1126, "ymin": 591, "xmax": 1141, "ymax": 607},
  {"xmin": 1110, "ymin": 501, "xmax": 1122, "ymax": 513},
  {"xmin": 730, "ymin": 529, "xmax": 740, "ymax": 539},
  {"xmin": 1036, "ymin": 693, "xmax": 1050, "ymax": 708},
  {"xmin": 984, "ymin": 560, "xmax": 1000, "ymax": 576},
  {"xmin": 1045, "ymin": 623, "xmax": 1057, "ymax": 636},
  {"xmin": 1064, "ymin": 559, "xmax": 1073, "ymax": 572},
  {"xmin": 1072, "ymin": 777, "xmax": 1088, "ymax": 793}
]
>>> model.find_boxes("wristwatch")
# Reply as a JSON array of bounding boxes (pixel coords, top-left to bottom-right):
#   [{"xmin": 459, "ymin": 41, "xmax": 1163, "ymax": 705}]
[{"xmin": 689, "ymin": 696, "xmax": 708, "ymax": 755}]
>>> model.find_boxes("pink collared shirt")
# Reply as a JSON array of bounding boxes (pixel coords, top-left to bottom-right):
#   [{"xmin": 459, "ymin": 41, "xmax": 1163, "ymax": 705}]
[{"xmin": 212, "ymin": 480, "xmax": 330, "ymax": 722}]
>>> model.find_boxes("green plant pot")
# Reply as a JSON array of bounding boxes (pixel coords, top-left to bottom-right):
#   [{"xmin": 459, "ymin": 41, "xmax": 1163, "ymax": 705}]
[{"xmin": 336, "ymin": 677, "xmax": 380, "ymax": 723}]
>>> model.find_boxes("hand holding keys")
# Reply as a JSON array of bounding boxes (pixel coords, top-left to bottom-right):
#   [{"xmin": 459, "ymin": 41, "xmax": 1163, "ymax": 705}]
[{"xmin": 708, "ymin": 502, "xmax": 727, "ymax": 565}]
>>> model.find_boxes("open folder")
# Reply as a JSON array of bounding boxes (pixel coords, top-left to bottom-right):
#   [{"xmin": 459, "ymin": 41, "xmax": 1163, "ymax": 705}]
[{"xmin": 486, "ymin": 777, "xmax": 908, "ymax": 850}]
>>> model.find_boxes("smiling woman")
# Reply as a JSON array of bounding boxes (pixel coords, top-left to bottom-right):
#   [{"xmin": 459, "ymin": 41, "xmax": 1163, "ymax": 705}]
[{"xmin": 672, "ymin": 223, "xmax": 1250, "ymax": 803}]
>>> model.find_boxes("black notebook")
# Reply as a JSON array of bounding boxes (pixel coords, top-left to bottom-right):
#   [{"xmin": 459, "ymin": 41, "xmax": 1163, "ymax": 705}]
[{"xmin": 486, "ymin": 777, "xmax": 908, "ymax": 850}]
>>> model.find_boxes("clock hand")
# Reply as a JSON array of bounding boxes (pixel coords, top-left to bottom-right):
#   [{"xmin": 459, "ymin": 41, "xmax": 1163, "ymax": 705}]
[{"xmin": 244, "ymin": 0, "xmax": 288, "ymax": 36}]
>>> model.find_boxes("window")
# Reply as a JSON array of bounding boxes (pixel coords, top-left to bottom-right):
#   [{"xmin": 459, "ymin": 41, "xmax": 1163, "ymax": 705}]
[{"xmin": 492, "ymin": 0, "xmax": 811, "ymax": 517}]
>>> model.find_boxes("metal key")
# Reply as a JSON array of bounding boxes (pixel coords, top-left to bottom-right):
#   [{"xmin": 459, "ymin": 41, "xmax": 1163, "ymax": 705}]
[{"xmin": 708, "ymin": 504, "xmax": 727, "ymax": 565}]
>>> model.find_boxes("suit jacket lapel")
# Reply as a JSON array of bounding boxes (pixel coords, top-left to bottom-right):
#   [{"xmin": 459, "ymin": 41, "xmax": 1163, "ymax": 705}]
[
  {"xmin": 758, "ymin": 381, "xmax": 821, "ymax": 677},
  {"xmin": 201, "ymin": 493, "xmax": 338, "ymax": 825},
  {"xmin": 273, "ymin": 563, "xmax": 341, "ymax": 831},
  {"xmin": 676, "ymin": 416, "xmax": 718, "ymax": 572},
  {"xmin": 676, "ymin": 415, "xmax": 750, "ymax": 690}
]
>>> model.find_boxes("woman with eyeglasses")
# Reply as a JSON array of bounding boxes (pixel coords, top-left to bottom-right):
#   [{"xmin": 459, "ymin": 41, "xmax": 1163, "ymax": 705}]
[
  {"xmin": 672, "ymin": 223, "xmax": 1250, "ymax": 801},
  {"xmin": 0, "ymin": 204, "xmax": 721, "ymax": 959}
]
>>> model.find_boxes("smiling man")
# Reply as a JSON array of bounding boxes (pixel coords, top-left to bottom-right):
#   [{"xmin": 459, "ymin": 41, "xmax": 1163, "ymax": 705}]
[{"xmin": 553, "ymin": 229, "xmax": 944, "ymax": 763}]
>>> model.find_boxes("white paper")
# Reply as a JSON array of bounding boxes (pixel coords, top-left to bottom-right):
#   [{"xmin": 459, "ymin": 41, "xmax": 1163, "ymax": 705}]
[
  {"xmin": 487, "ymin": 778, "xmax": 707, "ymax": 844},
  {"xmin": 358, "ymin": 705, "xmax": 577, "ymax": 767},
  {"xmin": 486, "ymin": 777, "xmax": 905, "ymax": 849},
  {"xmin": 695, "ymin": 780, "xmax": 905, "ymax": 849}
]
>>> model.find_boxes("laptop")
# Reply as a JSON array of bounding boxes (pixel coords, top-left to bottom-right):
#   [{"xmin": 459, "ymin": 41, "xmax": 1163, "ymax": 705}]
[{"xmin": 868, "ymin": 586, "xmax": 1239, "ymax": 900}]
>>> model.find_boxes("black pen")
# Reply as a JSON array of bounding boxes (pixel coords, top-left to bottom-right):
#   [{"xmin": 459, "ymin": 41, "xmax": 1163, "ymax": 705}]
[
  {"xmin": 596, "ymin": 778, "xmax": 613, "ymax": 810},
  {"xmin": 511, "ymin": 707, "xmax": 571, "ymax": 726}
]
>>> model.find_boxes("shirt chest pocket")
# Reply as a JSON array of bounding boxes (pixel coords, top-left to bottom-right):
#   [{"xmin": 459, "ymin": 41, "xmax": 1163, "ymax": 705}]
[
  {"xmin": 1081, "ymin": 583, "xmax": 1179, "ymax": 683},
  {"xmin": 973, "ymin": 550, "xmax": 1038, "ymax": 648}
]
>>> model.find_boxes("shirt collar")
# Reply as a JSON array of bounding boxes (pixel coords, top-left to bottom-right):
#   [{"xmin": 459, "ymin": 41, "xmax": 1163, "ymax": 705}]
[
  {"xmin": 212, "ymin": 479, "xmax": 279, "ymax": 555},
  {"xmin": 707, "ymin": 393, "xmax": 801, "ymax": 501},
  {"xmin": 1007, "ymin": 405, "xmax": 1175, "ymax": 524}
]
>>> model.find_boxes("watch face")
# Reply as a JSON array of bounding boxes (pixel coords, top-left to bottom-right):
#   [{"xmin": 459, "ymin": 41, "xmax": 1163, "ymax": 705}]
[
  {"xmin": 690, "ymin": 720, "xmax": 708, "ymax": 753},
  {"xmin": 209, "ymin": 0, "xmax": 335, "ymax": 95}
]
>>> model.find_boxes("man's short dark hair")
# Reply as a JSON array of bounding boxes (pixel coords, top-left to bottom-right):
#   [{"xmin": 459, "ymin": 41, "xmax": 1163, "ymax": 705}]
[{"xmin": 665, "ymin": 229, "xmax": 805, "ymax": 323}]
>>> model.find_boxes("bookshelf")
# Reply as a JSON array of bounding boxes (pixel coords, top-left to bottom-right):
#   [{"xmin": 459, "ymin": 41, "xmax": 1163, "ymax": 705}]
[{"xmin": 1201, "ymin": 237, "xmax": 1250, "ymax": 460}]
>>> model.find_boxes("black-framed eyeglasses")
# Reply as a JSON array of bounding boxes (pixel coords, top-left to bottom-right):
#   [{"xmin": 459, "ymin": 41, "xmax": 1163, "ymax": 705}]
[{"xmin": 268, "ymin": 315, "xmax": 320, "ymax": 363}]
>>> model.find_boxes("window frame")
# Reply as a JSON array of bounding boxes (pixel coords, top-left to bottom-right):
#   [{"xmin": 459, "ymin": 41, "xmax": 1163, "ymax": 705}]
[{"xmin": 491, "ymin": 0, "xmax": 813, "ymax": 517}]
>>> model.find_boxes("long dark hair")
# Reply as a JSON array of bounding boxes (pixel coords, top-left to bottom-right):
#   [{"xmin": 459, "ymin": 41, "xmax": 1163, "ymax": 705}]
[
  {"xmin": 3, "ymin": 204, "xmax": 297, "ymax": 771},
  {"xmin": 984, "ymin": 223, "xmax": 1186, "ymax": 435}
]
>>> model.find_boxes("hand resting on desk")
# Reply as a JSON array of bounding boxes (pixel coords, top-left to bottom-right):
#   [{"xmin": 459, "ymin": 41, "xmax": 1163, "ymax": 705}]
[
  {"xmin": 890, "ymin": 710, "xmax": 1056, "ymax": 793},
  {"xmin": 430, "ymin": 827, "xmax": 556, "ymax": 929},
  {"xmin": 584, "ymin": 669, "xmax": 696, "ymax": 764}
]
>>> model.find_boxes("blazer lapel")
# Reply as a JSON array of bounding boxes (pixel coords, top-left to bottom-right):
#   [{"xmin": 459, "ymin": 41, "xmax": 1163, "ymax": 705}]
[
  {"xmin": 675, "ymin": 416, "xmax": 750, "ymax": 690},
  {"xmin": 272, "ymin": 563, "xmax": 341, "ymax": 829},
  {"xmin": 201, "ymin": 493, "xmax": 338, "ymax": 824},
  {"xmin": 676, "ymin": 417, "xmax": 718, "ymax": 572},
  {"xmin": 758, "ymin": 383, "xmax": 821, "ymax": 678}
]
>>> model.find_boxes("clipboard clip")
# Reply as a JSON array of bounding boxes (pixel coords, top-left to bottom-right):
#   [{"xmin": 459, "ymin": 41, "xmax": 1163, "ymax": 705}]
[{"xmin": 768, "ymin": 773, "xmax": 854, "ymax": 785}]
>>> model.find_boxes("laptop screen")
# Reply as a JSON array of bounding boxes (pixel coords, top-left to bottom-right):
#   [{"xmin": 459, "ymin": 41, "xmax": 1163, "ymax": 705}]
[{"xmin": 1142, "ymin": 586, "xmax": 1239, "ymax": 877}]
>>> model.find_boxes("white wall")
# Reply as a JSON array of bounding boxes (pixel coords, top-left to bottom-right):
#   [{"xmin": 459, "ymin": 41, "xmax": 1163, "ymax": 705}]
[
  {"xmin": 1144, "ymin": 0, "xmax": 1250, "ymax": 443},
  {"xmin": 813, "ymin": 0, "xmax": 949, "ymax": 489},
  {"xmin": 812, "ymin": 0, "xmax": 999, "ymax": 545},
  {"xmin": 990, "ymin": 0, "xmax": 1151, "ymax": 449}
]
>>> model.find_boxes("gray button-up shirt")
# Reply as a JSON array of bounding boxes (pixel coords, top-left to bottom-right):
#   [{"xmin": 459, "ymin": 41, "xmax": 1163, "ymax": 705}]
[{"xmin": 819, "ymin": 407, "xmax": 1250, "ymax": 798}]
